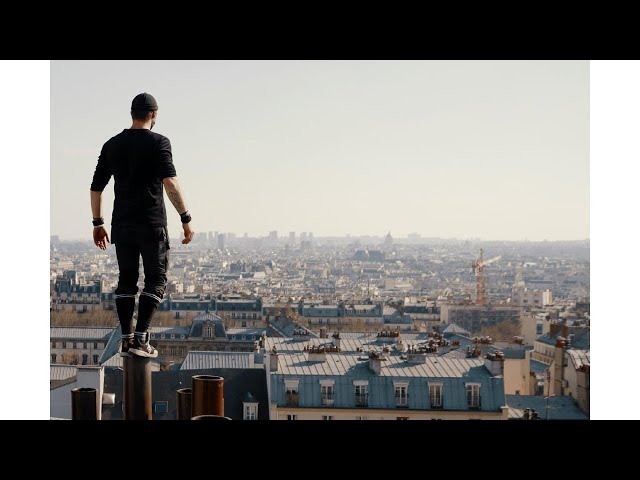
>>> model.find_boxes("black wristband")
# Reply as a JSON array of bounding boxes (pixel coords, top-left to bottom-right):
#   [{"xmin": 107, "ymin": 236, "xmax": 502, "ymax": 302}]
[
  {"xmin": 92, "ymin": 218, "xmax": 104, "ymax": 227},
  {"xmin": 180, "ymin": 213, "xmax": 192, "ymax": 224}
]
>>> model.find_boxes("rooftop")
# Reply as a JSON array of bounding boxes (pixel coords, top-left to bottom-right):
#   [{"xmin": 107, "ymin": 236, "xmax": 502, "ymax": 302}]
[
  {"xmin": 50, "ymin": 327, "xmax": 113, "ymax": 340},
  {"xmin": 506, "ymin": 394, "xmax": 588, "ymax": 420},
  {"xmin": 181, "ymin": 351, "xmax": 257, "ymax": 370}
]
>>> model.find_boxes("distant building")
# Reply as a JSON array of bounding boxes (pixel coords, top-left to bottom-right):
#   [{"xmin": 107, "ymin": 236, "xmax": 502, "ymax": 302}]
[
  {"xmin": 353, "ymin": 249, "xmax": 369, "ymax": 261},
  {"xmin": 383, "ymin": 230, "xmax": 393, "ymax": 249},
  {"xmin": 214, "ymin": 294, "xmax": 265, "ymax": 328},
  {"xmin": 439, "ymin": 304, "xmax": 522, "ymax": 334},
  {"xmin": 300, "ymin": 240, "xmax": 312, "ymax": 253},
  {"xmin": 51, "ymin": 272, "xmax": 101, "ymax": 312},
  {"xmin": 266, "ymin": 334, "xmax": 508, "ymax": 420},
  {"xmin": 533, "ymin": 325, "xmax": 589, "ymax": 415},
  {"xmin": 511, "ymin": 287, "xmax": 553, "ymax": 307},
  {"xmin": 217, "ymin": 233, "xmax": 225, "ymax": 250},
  {"xmin": 50, "ymin": 235, "xmax": 60, "ymax": 244},
  {"xmin": 98, "ymin": 312, "xmax": 266, "ymax": 365},
  {"xmin": 50, "ymin": 327, "xmax": 112, "ymax": 365},
  {"xmin": 368, "ymin": 250, "xmax": 385, "ymax": 262},
  {"xmin": 298, "ymin": 302, "xmax": 386, "ymax": 330}
]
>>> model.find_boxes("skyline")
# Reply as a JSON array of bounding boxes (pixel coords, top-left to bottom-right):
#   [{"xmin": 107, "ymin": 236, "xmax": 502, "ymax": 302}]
[{"xmin": 51, "ymin": 60, "xmax": 589, "ymax": 242}]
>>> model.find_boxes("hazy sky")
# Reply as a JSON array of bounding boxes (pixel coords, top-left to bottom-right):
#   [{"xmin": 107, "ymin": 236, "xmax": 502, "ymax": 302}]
[{"xmin": 51, "ymin": 60, "xmax": 589, "ymax": 241}]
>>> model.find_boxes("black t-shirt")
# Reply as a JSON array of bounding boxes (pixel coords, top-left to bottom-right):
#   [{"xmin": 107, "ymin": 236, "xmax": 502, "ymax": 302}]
[{"xmin": 90, "ymin": 129, "xmax": 177, "ymax": 229}]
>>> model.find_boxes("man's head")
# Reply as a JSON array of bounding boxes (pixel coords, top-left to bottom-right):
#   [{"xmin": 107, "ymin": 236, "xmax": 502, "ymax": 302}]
[{"xmin": 130, "ymin": 92, "xmax": 159, "ymax": 129}]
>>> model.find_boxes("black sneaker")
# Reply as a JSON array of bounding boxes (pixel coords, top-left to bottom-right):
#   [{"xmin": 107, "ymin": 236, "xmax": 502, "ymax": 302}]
[
  {"xmin": 129, "ymin": 332, "xmax": 158, "ymax": 358},
  {"xmin": 120, "ymin": 337, "xmax": 134, "ymax": 357}
]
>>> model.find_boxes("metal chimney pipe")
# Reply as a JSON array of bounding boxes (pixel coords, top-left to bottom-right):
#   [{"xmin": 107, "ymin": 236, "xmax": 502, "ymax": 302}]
[
  {"xmin": 192, "ymin": 375, "xmax": 224, "ymax": 417},
  {"xmin": 176, "ymin": 388, "xmax": 193, "ymax": 420},
  {"xmin": 191, "ymin": 415, "xmax": 232, "ymax": 420},
  {"xmin": 123, "ymin": 356, "xmax": 153, "ymax": 420},
  {"xmin": 71, "ymin": 387, "xmax": 97, "ymax": 420}
]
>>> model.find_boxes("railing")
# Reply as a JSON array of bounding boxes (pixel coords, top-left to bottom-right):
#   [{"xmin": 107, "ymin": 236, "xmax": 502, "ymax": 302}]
[
  {"xmin": 355, "ymin": 393, "xmax": 368, "ymax": 407},
  {"xmin": 321, "ymin": 393, "xmax": 334, "ymax": 406},
  {"xmin": 286, "ymin": 392, "xmax": 299, "ymax": 407}
]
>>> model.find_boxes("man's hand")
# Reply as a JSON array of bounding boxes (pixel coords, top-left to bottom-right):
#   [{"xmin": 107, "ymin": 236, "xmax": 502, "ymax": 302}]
[
  {"xmin": 93, "ymin": 226, "xmax": 110, "ymax": 250},
  {"xmin": 182, "ymin": 223, "xmax": 194, "ymax": 244}
]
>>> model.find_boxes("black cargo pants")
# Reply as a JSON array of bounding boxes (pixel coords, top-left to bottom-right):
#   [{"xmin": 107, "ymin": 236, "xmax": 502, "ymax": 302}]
[{"xmin": 112, "ymin": 224, "xmax": 170, "ymax": 302}]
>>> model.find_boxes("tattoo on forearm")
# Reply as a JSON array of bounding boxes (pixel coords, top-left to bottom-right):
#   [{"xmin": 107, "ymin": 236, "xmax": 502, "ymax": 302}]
[{"xmin": 167, "ymin": 189, "xmax": 187, "ymax": 214}]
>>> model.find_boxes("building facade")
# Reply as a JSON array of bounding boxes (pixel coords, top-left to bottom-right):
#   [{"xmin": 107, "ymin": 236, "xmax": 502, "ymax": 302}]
[
  {"xmin": 50, "ymin": 327, "xmax": 112, "ymax": 365},
  {"xmin": 265, "ymin": 333, "xmax": 508, "ymax": 420}
]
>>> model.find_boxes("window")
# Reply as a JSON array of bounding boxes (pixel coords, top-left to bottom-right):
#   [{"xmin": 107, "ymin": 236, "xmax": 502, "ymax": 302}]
[
  {"xmin": 71, "ymin": 342, "xmax": 76, "ymax": 349},
  {"xmin": 285, "ymin": 379, "xmax": 300, "ymax": 407},
  {"xmin": 171, "ymin": 334, "xmax": 175, "ymax": 339},
  {"xmin": 322, "ymin": 415, "xmax": 333, "ymax": 420},
  {"xmin": 82, "ymin": 354, "xmax": 88, "ymax": 365},
  {"xmin": 203, "ymin": 324, "xmax": 214, "ymax": 338},
  {"xmin": 355, "ymin": 384, "xmax": 368, "ymax": 407},
  {"xmin": 429, "ymin": 383, "xmax": 443, "ymax": 408},
  {"xmin": 51, "ymin": 354, "xmax": 57, "ymax": 363},
  {"xmin": 287, "ymin": 415, "xmax": 297, "ymax": 420},
  {"xmin": 321, "ymin": 384, "xmax": 334, "ymax": 406},
  {"xmin": 161, "ymin": 334, "xmax": 166, "ymax": 339},
  {"xmin": 395, "ymin": 384, "xmax": 408, "ymax": 407},
  {"xmin": 93, "ymin": 342, "xmax": 98, "ymax": 349},
  {"xmin": 93, "ymin": 355, "xmax": 99, "ymax": 364},
  {"xmin": 243, "ymin": 403, "xmax": 258, "ymax": 420},
  {"xmin": 466, "ymin": 383, "xmax": 481, "ymax": 408},
  {"xmin": 153, "ymin": 401, "xmax": 168, "ymax": 413}
]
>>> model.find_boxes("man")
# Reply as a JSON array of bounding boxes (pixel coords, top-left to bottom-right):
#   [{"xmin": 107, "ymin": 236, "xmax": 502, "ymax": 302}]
[{"xmin": 90, "ymin": 92, "xmax": 194, "ymax": 358}]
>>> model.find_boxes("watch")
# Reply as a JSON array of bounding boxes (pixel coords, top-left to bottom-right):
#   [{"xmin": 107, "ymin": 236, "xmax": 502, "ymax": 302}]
[
  {"xmin": 92, "ymin": 217, "xmax": 104, "ymax": 227},
  {"xmin": 180, "ymin": 211, "xmax": 192, "ymax": 224}
]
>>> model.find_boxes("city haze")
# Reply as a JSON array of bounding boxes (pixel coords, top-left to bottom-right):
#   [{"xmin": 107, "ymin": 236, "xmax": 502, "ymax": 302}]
[{"xmin": 51, "ymin": 60, "xmax": 589, "ymax": 241}]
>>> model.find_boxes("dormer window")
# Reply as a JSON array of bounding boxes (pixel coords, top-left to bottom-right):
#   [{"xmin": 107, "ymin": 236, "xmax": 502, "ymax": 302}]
[
  {"xmin": 244, "ymin": 403, "xmax": 257, "ymax": 420},
  {"xmin": 203, "ymin": 323, "xmax": 214, "ymax": 338},
  {"xmin": 466, "ymin": 383, "xmax": 481, "ymax": 408},
  {"xmin": 394, "ymin": 381, "xmax": 409, "ymax": 408},
  {"xmin": 285, "ymin": 379, "xmax": 300, "ymax": 407},
  {"xmin": 429, "ymin": 382, "xmax": 443, "ymax": 408},
  {"xmin": 320, "ymin": 379, "xmax": 335, "ymax": 406}
]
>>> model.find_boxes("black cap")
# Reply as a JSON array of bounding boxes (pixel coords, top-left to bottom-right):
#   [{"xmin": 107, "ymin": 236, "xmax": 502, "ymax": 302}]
[{"xmin": 131, "ymin": 92, "xmax": 158, "ymax": 112}]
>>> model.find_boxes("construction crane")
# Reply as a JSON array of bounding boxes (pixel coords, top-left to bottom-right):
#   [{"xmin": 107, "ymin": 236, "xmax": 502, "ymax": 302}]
[{"xmin": 471, "ymin": 248, "xmax": 501, "ymax": 305}]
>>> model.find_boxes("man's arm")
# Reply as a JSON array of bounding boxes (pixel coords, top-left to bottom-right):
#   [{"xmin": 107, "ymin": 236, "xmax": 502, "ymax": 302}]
[
  {"xmin": 90, "ymin": 190, "xmax": 104, "ymax": 219},
  {"xmin": 163, "ymin": 176, "xmax": 188, "ymax": 214},
  {"xmin": 163, "ymin": 176, "xmax": 194, "ymax": 245},
  {"xmin": 90, "ymin": 144, "xmax": 111, "ymax": 250}
]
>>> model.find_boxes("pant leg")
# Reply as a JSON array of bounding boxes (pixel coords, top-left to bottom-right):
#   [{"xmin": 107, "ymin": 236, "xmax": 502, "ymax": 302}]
[
  {"xmin": 114, "ymin": 241, "xmax": 141, "ymax": 336},
  {"xmin": 135, "ymin": 227, "xmax": 169, "ymax": 333}
]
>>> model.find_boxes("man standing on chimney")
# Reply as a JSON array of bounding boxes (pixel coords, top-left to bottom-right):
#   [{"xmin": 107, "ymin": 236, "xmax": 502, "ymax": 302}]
[{"xmin": 89, "ymin": 93, "xmax": 195, "ymax": 358}]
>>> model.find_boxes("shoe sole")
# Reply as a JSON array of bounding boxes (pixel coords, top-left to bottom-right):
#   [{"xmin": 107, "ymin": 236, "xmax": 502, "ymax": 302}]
[{"xmin": 128, "ymin": 348, "xmax": 158, "ymax": 358}]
